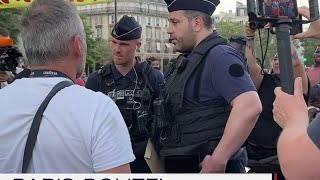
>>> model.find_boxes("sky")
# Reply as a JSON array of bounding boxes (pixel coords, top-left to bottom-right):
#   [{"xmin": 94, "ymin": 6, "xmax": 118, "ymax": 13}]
[{"xmin": 214, "ymin": 0, "xmax": 311, "ymax": 14}]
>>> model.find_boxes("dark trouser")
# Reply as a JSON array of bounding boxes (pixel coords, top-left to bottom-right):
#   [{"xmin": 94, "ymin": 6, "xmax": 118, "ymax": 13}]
[
  {"xmin": 247, "ymin": 143, "xmax": 285, "ymax": 180},
  {"xmin": 164, "ymin": 148, "xmax": 248, "ymax": 173},
  {"xmin": 130, "ymin": 157, "xmax": 151, "ymax": 173}
]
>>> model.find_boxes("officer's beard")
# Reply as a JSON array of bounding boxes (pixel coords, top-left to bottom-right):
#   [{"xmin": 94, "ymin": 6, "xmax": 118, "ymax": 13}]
[{"xmin": 153, "ymin": 67, "xmax": 160, "ymax": 71}]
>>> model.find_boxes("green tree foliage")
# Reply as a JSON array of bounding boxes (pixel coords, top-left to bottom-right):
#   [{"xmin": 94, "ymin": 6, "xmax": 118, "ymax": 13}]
[
  {"xmin": 93, "ymin": 38, "xmax": 113, "ymax": 65},
  {"xmin": 81, "ymin": 14, "xmax": 96, "ymax": 70},
  {"xmin": 301, "ymin": 38, "xmax": 318, "ymax": 67},
  {"xmin": 216, "ymin": 21, "xmax": 319, "ymax": 69},
  {"xmin": 80, "ymin": 14, "xmax": 112, "ymax": 74},
  {"xmin": 216, "ymin": 21, "xmax": 246, "ymax": 38},
  {"xmin": 0, "ymin": 11, "xmax": 111, "ymax": 74},
  {"xmin": 252, "ymin": 29, "xmax": 277, "ymax": 69},
  {"xmin": 216, "ymin": 21, "xmax": 277, "ymax": 69},
  {"xmin": 0, "ymin": 9, "xmax": 24, "ymax": 41}
]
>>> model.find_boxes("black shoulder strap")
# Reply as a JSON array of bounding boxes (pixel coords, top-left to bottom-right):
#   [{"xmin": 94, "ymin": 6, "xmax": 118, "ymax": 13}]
[
  {"xmin": 98, "ymin": 64, "xmax": 112, "ymax": 76},
  {"xmin": 193, "ymin": 37, "xmax": 227, "ymax": 101},
  {"xmin": 98, "ymin": 64, "xmax": 114, "ymax": 93},
  {"xmin": 140, "ymin": 61, "xmax": 154, "ymax": 93},
  {"xmin": 141, "ymin": 60, "xmax": 152, "ymax": 76},
  {"xmin": 22, "ymin": 80, "xmax": 73, "ymax": 173},
  {"xmin": 193, "ymin": 37, "xmax": 227, "ymax": 55}
]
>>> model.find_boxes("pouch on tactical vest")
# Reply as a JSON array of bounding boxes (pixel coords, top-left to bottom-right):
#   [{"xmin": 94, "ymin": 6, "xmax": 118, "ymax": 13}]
[{"xmin": 156, "ymin": 36, "xmax": 233, "ymax": 156}]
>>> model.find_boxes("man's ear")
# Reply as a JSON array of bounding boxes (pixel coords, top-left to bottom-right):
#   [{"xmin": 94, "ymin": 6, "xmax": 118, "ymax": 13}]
[
  {"xmin": 136, "ymin": 41, "xmax": 142, "ymax": 49},
  {"xmin": 70, "ymin": 35, "xmax": 83, "ymax": 57},
  {"xmin": 193, "ymin": 16, "xmax": 203, "ymax": 32}
]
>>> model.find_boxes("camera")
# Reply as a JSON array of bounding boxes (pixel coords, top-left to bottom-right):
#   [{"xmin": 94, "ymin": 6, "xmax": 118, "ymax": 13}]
[
  {"xmin": 247, "ymin": 0, "xmax": 320, "ymax": 35},
  {"xmin": 0, "ymin": 38, "xmax": 22, "ymax": 72},
  {"xmin": 258, "ymin": 0, "xmax": 298, "ymax": 18}
]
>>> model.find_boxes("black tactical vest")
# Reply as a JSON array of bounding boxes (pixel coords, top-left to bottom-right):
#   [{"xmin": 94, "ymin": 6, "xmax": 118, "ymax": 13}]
[
  {"xmin": 159, "ymin": 36, "xmax": 232, "ymax": 156},
  {"xmin": 97, "ymin": 61, "xmax": 154, "ymax": 156}
]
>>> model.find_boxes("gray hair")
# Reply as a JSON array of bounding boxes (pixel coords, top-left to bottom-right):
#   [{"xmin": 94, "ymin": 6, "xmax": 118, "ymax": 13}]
[
  {"xmin": 18, "ymin": 0, "xmax": 86, "ymax": 66},
  {"xmin": 183, "ymin": 10, "xmax": 213, "ymax": 29}
]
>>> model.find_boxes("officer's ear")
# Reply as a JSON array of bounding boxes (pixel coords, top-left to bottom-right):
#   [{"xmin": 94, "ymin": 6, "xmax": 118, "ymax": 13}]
[{"xmin": 136, "ymin": 40, "xmax": 142, "ymax": 50}]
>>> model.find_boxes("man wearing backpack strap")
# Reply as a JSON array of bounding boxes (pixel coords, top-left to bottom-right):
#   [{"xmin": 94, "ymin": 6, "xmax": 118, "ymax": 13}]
[{"xmin": 0, "ymin": 0, "xmax": 134, "ymax": 173}]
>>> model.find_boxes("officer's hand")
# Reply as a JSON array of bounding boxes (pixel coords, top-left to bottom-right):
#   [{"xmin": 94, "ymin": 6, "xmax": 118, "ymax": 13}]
[
  {"xmin": 293, "ymin": 6, "xmax": 320, "ymax": 39},
  {"xmin": 273, "ymin": 77, "xmax": 308, "ymax": 128},
  {"xmin": 199, "ymin": 155, "xmax": 227, "ymax": 173},
  {"xmin": 0, "ymin": 71, "xmax": 9, "ymax": 82}
]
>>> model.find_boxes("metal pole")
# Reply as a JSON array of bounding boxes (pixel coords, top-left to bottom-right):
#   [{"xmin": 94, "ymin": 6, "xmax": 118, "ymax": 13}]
[
  {"xmin": 114, "ymin": 0, "xmax": 118, "ymax": 23},
  {"xmin": 275, "ymin": 19, "xmax": 294, "ymax": 95}
]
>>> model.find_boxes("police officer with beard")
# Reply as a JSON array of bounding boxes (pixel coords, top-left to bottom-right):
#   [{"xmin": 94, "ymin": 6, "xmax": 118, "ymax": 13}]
[
  {"xmin": 153, "ymin": 0, "xmax": 262, "ymax": 173},
  {"xmin": 86, "ymin": 15, "xmax": 164, "ymax": 173}
]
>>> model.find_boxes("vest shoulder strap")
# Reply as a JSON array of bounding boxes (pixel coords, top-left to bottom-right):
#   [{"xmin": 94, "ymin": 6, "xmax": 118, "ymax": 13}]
[
  {"xmin": 97, "ymin": 64, "xmax": 114, "ymax": 93},
  {"xmin": 193, "ymin": 36, "xmax": 228, "ymax": 56},
  {"xmin": 174, "ymin": 36, "xmax": 228, "ymax": 77},
  {"xmin": 140, "ymin": 60, "xmax": 152, "ymax": 76},
  {"xmin": 192, "ymin": 37, "xmax": 228, "ymax": 102},
  {"xmin": 139, "ymin": 60, "xmax": 154, "ymax": 92},
  {"xmin": 98, "ymin": 64, "xmax": 112, "ymax": 77}
]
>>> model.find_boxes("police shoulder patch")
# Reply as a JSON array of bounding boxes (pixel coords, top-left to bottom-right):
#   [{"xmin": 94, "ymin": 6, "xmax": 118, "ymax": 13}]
[{"xmin": 229, "ymin": 64, "xmax": 244, "ymax": 77}]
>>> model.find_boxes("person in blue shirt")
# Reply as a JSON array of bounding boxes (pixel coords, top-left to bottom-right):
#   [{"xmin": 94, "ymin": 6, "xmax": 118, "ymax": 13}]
[{"xmin": 158, "ymin": 0, "xmax": 262, "ymax": 173}]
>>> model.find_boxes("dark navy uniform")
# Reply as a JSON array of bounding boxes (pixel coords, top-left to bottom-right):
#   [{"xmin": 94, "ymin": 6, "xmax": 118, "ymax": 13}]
[
  {"xmin": 308, "ymin": 113, "xmax": 320, "ymax": 149},
  {"xmin": 157, "ymin": 0, "xmax": 256, "ymax": 173},
  {"xmin": 85, "ymin": 15, "xmax": 164, "ymax": 173}
]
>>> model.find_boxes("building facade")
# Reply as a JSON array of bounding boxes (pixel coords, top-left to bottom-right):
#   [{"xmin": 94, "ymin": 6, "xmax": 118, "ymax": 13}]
[
  {"xmin": 77, "ymin": 0, "xmax": 177, "ymax": 71},
  {"xmin": 212, "ymin": 1, "xmax": 248, "ymax": 25}
]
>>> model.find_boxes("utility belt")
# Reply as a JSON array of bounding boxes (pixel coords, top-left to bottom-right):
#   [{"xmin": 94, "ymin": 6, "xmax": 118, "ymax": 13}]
[
  {"xmin": 248, "ymin": 158, "xmax": 281, "ymax": 174},
  {"xmin": 247, "ymin": 142, "xmax": 279, "ymax": 166},
  {"xmin": 165, "ymin": 147, "xmax": 246, "ymax": 169}
]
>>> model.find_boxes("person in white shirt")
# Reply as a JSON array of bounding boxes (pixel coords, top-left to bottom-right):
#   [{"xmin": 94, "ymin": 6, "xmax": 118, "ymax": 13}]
[{"xmin": 0, "ymin": 0, "xmax": 135, "ymax": 173}]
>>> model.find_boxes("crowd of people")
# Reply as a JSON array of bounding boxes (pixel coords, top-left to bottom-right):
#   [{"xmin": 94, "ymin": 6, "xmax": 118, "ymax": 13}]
[{"xmin": 0, "ymin": 0, "xmax": 320, "ymax": 179}]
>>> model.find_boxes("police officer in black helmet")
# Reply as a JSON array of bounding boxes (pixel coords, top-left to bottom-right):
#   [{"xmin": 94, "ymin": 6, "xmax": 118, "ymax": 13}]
[
  {"xmin": 85, "ymin": 15, "xmax": 164, "ymax": 173},
  {"xmin": 156, "ymin": 0, "xmax": 262, "ymax": 173}
]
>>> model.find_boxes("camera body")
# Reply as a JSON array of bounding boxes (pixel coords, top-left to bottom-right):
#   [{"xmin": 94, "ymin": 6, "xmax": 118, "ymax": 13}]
[
  {"xmin": 0, "ymin": 37, "xmax": 22, "ymax": 72},
  {"xmin": 0, "ymin": 47, "xmax": 21, "ymax": 72},
  {"xmin": 247, "ymin": 0, "xmax": 320, "ymax": 34},
  {"xmin": 258, "ymin": 0, "xmax": 298, "ymax": 18}
]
